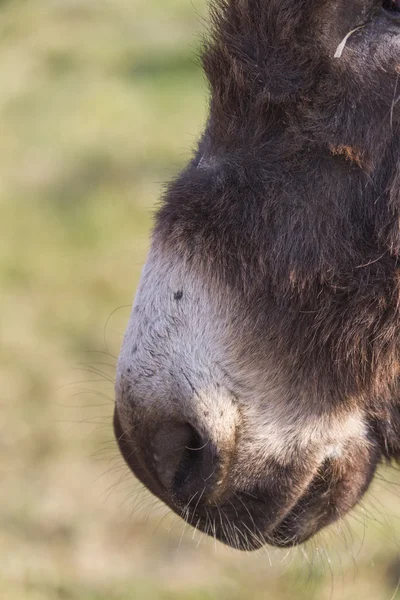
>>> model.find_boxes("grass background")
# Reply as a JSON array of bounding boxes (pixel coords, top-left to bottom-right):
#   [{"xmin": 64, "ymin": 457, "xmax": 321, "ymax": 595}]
[{"xmin": 2, "ymin": 0, "xmax": 400, "ymax": 598}]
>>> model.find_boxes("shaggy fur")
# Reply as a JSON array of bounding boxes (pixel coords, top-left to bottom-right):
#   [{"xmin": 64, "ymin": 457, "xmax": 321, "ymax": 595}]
[
  {"xmin": 114, "ymin": 0, "xmax": 400, "ymax": 550},
  {"xmin": 158, "ymin": 0, "xmax": 400, "ymax": 428}
]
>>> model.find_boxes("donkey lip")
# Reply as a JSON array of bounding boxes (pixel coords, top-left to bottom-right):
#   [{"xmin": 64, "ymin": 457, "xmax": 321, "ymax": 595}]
[{"xmin": 203, "ymin": 447, "xmax": 381, "ymax": 550}]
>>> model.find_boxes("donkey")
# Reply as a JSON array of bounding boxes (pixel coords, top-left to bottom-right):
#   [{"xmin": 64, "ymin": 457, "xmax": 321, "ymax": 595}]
[{"xmin": 114, "ymin": 0, "xmax": 400, "ymax": 550}]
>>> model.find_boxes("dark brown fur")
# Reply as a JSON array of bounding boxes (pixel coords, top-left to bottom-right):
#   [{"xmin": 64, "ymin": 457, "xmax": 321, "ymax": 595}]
[
  {"xmin": 115, "ymin": 0, "xmax": 400, "ymax": 550},
  {"xmin": 157, "ymin": 0, "xmax": 400, "ymax": 440}
]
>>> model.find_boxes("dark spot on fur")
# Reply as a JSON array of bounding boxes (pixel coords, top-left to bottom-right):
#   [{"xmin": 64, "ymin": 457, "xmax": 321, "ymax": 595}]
[
  {"xmin": 143, "ymin": 369, "xmax": 155, "ymax": 378},
  {"xmin": 227, "ymin": 390, "xmax": 239, "ymax": 403},
  {"xmin": 174, "ymin": 290, "xmax": 184, "ymax": 301}
]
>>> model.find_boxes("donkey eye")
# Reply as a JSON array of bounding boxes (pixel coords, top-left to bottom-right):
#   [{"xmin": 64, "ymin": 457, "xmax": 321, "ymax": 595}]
[{"xmin": 382, "ymin": 0, "xmax": 400, "ymax": 13}]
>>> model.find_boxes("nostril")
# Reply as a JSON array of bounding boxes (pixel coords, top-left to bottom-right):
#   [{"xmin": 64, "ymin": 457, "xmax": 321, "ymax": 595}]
[
  {"xmin": 152, "ymin": 422, "xmax": 220, "ymax": 504},
  {"xmin": 152, "ymin": 422, "xmax": 197, "ymax": 491},
  {"xmin": 174, "ymin": 426, "xmax": 205, "ymax": 490}
]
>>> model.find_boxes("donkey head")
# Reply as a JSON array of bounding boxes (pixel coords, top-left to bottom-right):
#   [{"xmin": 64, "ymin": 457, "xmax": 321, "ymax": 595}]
[{"xmin": 114, "ymin": 0, "xmax": 400, "ymax": 549}]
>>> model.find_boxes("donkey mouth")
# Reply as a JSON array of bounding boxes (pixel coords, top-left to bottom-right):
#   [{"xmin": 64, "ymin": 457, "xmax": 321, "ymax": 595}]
[
  {"xmin": 185, "ymin": 447, "xmax": 381, "ymax": 551},
  {"xmin": 114, "ymin": 402, "xmax": 381, "ymax": 550}
]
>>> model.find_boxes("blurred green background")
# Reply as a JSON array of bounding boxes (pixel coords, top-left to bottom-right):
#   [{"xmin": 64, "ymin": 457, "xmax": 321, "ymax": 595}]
[{"xmin": 2, "ymin": 1, "xmax": 400, "ymax": 598}]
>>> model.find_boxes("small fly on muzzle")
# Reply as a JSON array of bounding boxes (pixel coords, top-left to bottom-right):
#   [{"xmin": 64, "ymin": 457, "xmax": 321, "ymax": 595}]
[{"xmin": 114, "ymin": 0, "xmax": 400, "ymax": 550}]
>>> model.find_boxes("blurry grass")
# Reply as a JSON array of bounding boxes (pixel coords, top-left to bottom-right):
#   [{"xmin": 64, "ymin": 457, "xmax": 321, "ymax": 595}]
[{"xmin": 1, "ymin": 0, "xmax": 400, "ymax": 599}]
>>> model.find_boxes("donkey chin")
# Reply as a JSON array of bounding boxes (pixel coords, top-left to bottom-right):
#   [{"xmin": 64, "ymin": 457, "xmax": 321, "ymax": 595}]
[{"xmin": 114, "ymin": 0, "xmax": 400, "ymax": 550}]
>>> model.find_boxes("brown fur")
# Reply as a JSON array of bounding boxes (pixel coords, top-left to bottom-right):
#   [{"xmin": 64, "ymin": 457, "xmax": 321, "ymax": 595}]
[
  {"xmin": 114, "ymin": 0, "xmax": 400, "ymax": 550},
  {"xmin": 330, "ymin": 144, "xmax": 367, "ymax": 169}
]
